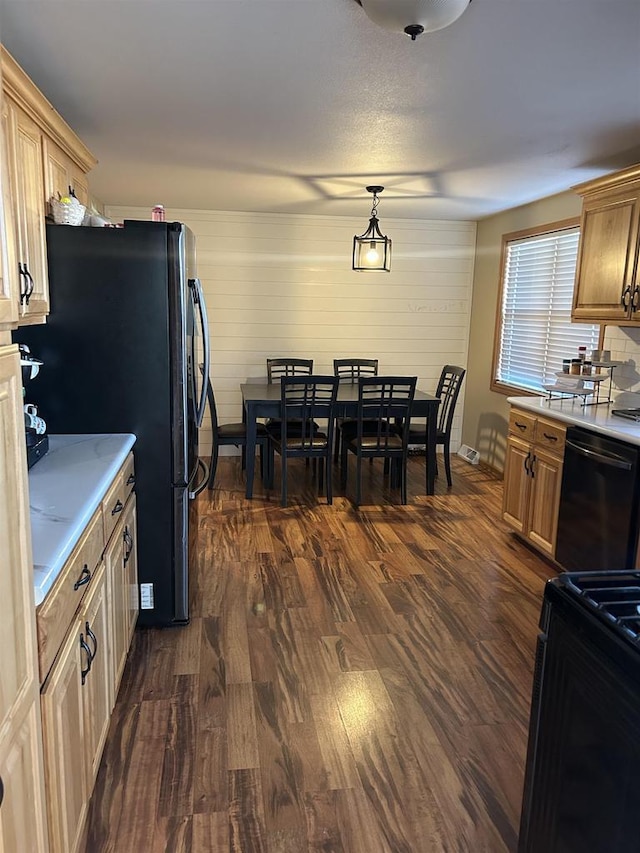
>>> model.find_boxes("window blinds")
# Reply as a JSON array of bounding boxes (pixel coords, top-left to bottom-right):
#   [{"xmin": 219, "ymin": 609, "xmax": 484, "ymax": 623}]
[{"xmin": 497, "ymin": 227, "xmax": 599, "ymax": 393}]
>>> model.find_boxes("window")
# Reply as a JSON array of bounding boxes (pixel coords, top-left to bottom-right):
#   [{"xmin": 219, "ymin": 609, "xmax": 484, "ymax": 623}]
[{"xmin": 492, "ymin": 220, "xmax": 600, "ymax": 395}]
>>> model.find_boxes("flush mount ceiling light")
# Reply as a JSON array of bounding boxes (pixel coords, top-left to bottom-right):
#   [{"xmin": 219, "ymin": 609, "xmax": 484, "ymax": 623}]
[
  {"xmin": 353, "ymin": 186, "xmax": 392, "ymax": 272},
  {"xmin": 354, "ymin": 0, "xmax": 471, "ymax": 40}
]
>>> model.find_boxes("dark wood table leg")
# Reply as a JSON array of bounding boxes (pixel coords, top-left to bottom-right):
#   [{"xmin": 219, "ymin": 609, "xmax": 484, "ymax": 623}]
[{"xmin": 245, "ymin": 401, "xmax": 257, "ymax": 499}]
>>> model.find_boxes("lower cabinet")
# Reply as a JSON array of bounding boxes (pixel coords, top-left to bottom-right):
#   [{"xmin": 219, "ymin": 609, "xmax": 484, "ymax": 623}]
[
  {"xmin": 38, "ymin": 459, "xmax": 138, "ymax": 853},
  {"xmin": 502, "ymin": 408, "xmax": 566, "ymax": 559},
  {"xmin": 105, "ymin": 494, "xmax": 139, "ymax": 695}
]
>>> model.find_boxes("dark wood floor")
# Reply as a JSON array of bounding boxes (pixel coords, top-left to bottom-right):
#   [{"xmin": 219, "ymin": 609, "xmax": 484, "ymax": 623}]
[{"xmin": 83, "ymin": 454, "xmax": 556, "ymax": 852}]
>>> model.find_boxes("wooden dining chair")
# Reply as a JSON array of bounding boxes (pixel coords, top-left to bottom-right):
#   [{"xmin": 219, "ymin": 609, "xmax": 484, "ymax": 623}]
[
  {"xmin": 340, "ymin": 376, "xmax": 417, "ymax": 505},
  {"xmin": 202, "ymin": 370, "xmax": 271, "ymax": 490},
  {"xmin": 266, "ymin": 357, "xmax": 316, "ymax": 440},
  {"xmin": 332, "ymin": 358, "xmax": 379, "ymax": 463},
  {"xmin": 269, "ymin": 375, "xmax": 339, "ymax": 507},
  {"xmin": 406, "ymin": 365, "xmax": 465, "ymax": 487}
]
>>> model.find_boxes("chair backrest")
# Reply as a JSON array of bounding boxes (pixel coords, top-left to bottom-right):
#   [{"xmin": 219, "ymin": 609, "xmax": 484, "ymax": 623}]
[
  {"xmin": 357, "ymin": 376, "xmax": 417, "ymax": 449},
  {"xmin": 435, "ymin": 365, "xmax": 466, "ymax": 435},
  {"xmin": 267, "ymin": 358, "xmax": 313, "ymax": 383},
  {"xmin": 280, "ymin": 375, "xmax": 339, "ymax": 447},
  {"xmin": 333, "ymin": 358, "xmax": 379, "ymax": 382}
]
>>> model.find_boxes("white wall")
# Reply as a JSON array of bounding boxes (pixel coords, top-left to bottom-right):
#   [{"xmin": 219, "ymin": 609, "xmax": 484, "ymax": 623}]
[{"xmin": 107, "ymin": 206, "xmax": 476, "ymax": 456}]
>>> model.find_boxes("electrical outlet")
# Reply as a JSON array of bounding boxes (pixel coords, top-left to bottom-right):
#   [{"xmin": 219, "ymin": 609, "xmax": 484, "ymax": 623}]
[{"xmin": 140, "ymin": 583, "xmax": 154, "ymax": 609}]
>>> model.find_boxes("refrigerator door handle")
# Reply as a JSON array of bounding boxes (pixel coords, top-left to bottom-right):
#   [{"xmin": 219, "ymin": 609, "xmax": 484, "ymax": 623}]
[
  {"xmin": 190, "ymin": 277, "xmax": 210, "ymax": 428},
  {"xmin": 189, "ymin": 457, "xmax": 210, "ymax": 499}
]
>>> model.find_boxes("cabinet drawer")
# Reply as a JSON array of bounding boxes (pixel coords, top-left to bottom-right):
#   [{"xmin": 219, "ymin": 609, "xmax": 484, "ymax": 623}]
[
  {"xmin": 508, "ymin": 409, "xmax": 536, "ymax": 441},
  {"xmin": 535, "ymin": 417, "xmax": 566, "ymax": 455},
  {"xmin": 103, "ymin": 469, "xmax": 126, "ymax": 545},
  {"xmin": 36, "ymin": 507, "xmax": 104, "ymax": 682},
  {"xmin": 122, "ymin": 453, "xmax": 136, "ymax": 501}
]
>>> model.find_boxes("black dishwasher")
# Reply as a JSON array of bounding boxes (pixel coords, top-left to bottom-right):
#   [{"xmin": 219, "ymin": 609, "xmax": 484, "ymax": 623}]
[
  {"xmin": 519, "ymin": 571, "xmax": 640, "ymax": 852},
  {"xmin": 555, "ymin": 427, "xmax": 640, "ymax": 572}
]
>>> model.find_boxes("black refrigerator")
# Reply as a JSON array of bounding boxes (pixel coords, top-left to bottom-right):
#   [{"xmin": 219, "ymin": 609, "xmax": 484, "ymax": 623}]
[{"xmin": 16, "ymin": 220, "xmax": 210, "ymax": 627}]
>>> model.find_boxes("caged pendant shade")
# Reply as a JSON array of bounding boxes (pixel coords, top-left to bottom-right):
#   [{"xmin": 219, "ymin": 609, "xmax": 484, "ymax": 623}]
[
  {"xmin": 352, "ymin": 186, "xmax": 392, "ymax": 272},
  {"xmin": 355, "ymin": 0, "xmax": 471, "ymax": 40}
]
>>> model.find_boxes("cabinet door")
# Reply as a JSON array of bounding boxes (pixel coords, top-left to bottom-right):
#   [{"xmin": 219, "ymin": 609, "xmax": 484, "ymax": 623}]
[
  {"xmin": 528, "ymin": 446, "xmax": 563, "ymax": 558},
  {"xmin": 43, "ymin": 138, "xmax": 89, "ymax": 210},
  {"xmin": 572, "ymin": 188, "xmax": 640, "ymax": 323},
  {"xmin": 40, "ymin": 620, "xmax": 88, "ymax": 853},
  {"xmin": 0, "ymin": 86, "xmax": 19, "ymax": 328},
  {"xmin": 80, "ymin": 562, "xmax": 111, "ymax": 788},
  {"xmin": 0, "ymin": 699, "xmax": 49, "ymax": 853},
  {"xmin": 502, "ymin": 435, "xmax": 531, "ymax": 534},
  {"xmin": 0, "ymin": 346, "xmax": 48, "ymax": 852},
  {"xmin": 122, "ymin": 496, "xmax": 139, "ymax": 647},
  {"xmin": 104, "ymin": 514, "xmax": 128, "ymax": 699},
  {"xmin": 5, "ymin": 99, "xmax": 49, "ymax": 324}
]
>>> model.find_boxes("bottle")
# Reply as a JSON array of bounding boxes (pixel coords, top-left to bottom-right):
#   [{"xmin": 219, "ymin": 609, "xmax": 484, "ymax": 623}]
[
  {"xmin": 562, "ymin": 359, "xmax": 571, "ymax": 374},
  {"xmin": 570, "ymin": 359, "xmax": 582, "ymax": 375},
  {"xmin": 582, "ymin": 360, "xmax": 592, "ymax": 376},
  {"xmin": 151, "ymin": 205, "xmax": 165, "ymax": 222},
  {"xmin": 578, "ymin": 345, "xmax": 587, "ymax": 362}
]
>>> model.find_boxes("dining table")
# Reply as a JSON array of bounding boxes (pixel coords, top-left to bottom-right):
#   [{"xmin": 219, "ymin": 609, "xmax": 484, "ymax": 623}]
[{"xmin": 240, "ymin": 381, "xmax": 441, "ymax": 499}]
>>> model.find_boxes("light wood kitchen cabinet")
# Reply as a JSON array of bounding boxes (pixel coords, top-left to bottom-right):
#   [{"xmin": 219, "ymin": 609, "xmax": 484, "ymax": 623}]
[
  {"xmin": 0, "ymin": 45, "xmax": 96, "ymax": 327},
  {"xmin": 572, "ymin": 164, "xmax": 640, "ymax": 325},
  {"xmin": 43, "ymin": 138, "xmax": 89, "ymax": 209},
  {"xmin": 40, "ymin": 616, "xmax": 88, "ymax": 853},
  {"xmin": 0, "ymin": 67, "xmax": 19, "ymax": 329},
  {"xmin": 502, "ymin": 407, "xmax": 566, "ymax": 559},
  {"xmin": 105, "ymin": 492, "xmax": 138, "ymax": 695},
  {"xmin": 4, "ymin": 98, "xmax": 49, "ymax": 323},
  {"xmin": 0, "ymin": 343, "xmax": 49, "ymax": 852},
  {"xmin": 37, "ymin": 452, "xmax": 137, "ymax": 853}
]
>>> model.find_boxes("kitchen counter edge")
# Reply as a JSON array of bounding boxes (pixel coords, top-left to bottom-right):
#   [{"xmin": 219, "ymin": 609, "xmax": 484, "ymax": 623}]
[
  {"xmin": 29, "ymin": 434, "xmax": 136, "ymax": 606},
  {"xmin": 507, "ymin": 396, "xmax": 640, "ymax": 445}
]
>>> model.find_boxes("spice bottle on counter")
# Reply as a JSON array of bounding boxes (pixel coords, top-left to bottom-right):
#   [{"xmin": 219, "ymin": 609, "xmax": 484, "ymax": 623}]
[
  {"xmin": 570, "ymin": 359, "xmax": 582, "ymax": 375},
  {"xmin": 562, "ymin": 359, "xmax": 571, "ymax": 374},
  {"xmin": 582, "ymin": 360, "xmax": 593, "ymax": 376},
  {"xmin": 578, "ymin": 345, "xmax": 587, "ymax": 363},
  {"xmin": 151, "ymin": 204, "xmax": 166, "ymax": 222}
]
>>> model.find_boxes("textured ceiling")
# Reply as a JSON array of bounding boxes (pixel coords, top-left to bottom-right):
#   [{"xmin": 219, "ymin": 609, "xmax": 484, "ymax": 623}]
[{"xmin": 1, "ymin": 0, "xmax": 639, "ymax": 220}]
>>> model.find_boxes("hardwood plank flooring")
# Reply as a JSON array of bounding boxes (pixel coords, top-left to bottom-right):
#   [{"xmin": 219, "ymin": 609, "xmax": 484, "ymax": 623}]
[{"xmin": 83, "ymin": 455, "xmax": 555, "ymax": 852}]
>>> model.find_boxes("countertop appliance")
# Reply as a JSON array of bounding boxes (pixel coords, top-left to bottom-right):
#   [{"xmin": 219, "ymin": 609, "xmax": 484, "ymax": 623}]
[
  {"xmin": 19, "ymin": 343, "xmax": 49, "ymax": 469},
  {"xmin": 555, "ymin": 426, "xmax": 640, "ymax": 571},
  {"xmin": 519, "ymin": 571, "xmax": 640, "ymax": 852},
  {"xmin": 16, "ymin": 221, "xmax": 210, "ymax": 627}
]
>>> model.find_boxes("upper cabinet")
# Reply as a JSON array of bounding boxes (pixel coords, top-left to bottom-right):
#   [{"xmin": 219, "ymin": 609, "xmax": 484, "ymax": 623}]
[
  {"xmin": 0, "ymin": 54, "xmax": 19, "ymax": 328},
  {"xmin": 572, "ymin": 164, "xmax": 640, "ymax": 325},
  {"xmin": 0, "ymin": 45, "xmax": 96, "ymax": 328}
]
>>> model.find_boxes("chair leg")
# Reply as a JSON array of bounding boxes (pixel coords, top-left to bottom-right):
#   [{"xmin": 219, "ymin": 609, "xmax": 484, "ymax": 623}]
[
  {"xmin": 401, "ymin": 458, "xmax": 407, "ymax": 504},
  {"xmin": 340, "ymin": 442, "xmax": 349, "ymax": 489},
  {"xmin": 356, "ymin": 453, "xmax": 362, "ymax": 506},
  {"xmin": 326, "ymin": 455, "xmax": 333, "ymax": 504},
  {"xmin": 333, "ymin": 426, "xmax": 341, "ymax": 465},
  {"xmin": 443, "ymin": 439, "xmax": 452, "ymax": 487},
  {"xmin": 208, "ymin": 444, "xmax": 219, "ymax": 489},
  {"xmin": 281, "ymin": 453, "xmax": 288, "ymax": 507}
]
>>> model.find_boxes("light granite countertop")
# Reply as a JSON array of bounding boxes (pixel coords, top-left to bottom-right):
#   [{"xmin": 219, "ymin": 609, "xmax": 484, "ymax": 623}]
[
  {"xmin": 29, "ymin": 434, "xmax": 136, "ymax": 606},
  {"xmin": 507, "ymin": 395, "xmax": 640, "ymax": 446}
]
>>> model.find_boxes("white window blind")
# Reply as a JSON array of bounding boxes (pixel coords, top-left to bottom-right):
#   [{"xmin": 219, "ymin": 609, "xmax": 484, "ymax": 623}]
[{"xmin": 496, "ymin": 226, "xmax": 599, "ymax": 393}]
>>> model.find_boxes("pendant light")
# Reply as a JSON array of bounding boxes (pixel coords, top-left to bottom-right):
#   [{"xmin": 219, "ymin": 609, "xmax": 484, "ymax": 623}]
[
  {"xmin": 354, "ymin": 0, "xmax": 471, "ymax": 40},
  {"xmin": 352, "ymin": 186, "xmax": 392, "ymax": 272}
]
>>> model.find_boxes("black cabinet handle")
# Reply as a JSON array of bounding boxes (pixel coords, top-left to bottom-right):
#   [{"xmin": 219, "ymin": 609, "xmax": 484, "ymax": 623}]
[
  {"xmin": 622, "ymin": 285, "xmax": 631, "ymax": 308},
  {"xmin": 542, "ymin": 432, "xmax": 558, "ymax": 442},
  {"xmin": 123, "ymin": 526, "xmax": 133, "ymax": 566},
  {"xmin": 126, "ymin": 473, "xmax": 136, "ymax": 486},
  {"xmin": 632, "ymin": 286, "xmax": 640, "ymax": 311},
  {"xmin": 73, "ymin": 564, "xmax": 92, "ymax": 591},
  {"xmin": 80, "ymin": 635, "xmax": 92, "ymax": 685},
  {"xmin": 85, "ymin": 621, "xmax": 98, "ymax": 661},
  {"xmin": 0, "ymin": 774, "xmax": 3, "ymax": 807},
  {"xmin": 515, "ymin": 421, "xmax": 527, "ymax": 431},
  {"xmin": 18, "ymin": 263, "xmax": 27, "ymax": 304},
  {"xmin": 22, "ymin": 266, "xmax": 34, "ymax": 305},
  {"xmin": 524, "ymin": 453, "xmax": 531, "ymax": 476},
  {"xmin": 111, "ymin": 499, "xmax": 124, "ymax": 516},
  {"xmin": 530, "ymin": 455, "xmax": 536, "ymax": 478}
]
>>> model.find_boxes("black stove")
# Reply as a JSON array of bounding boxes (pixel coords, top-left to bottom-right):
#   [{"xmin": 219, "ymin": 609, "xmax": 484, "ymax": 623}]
[
  {"xmin": 558, "ymin": 570, "xmax": 640, "ymax": 645},
  {"xmin": 611, "ymin": 406, "xmax": 640, "ymax": 422}
]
